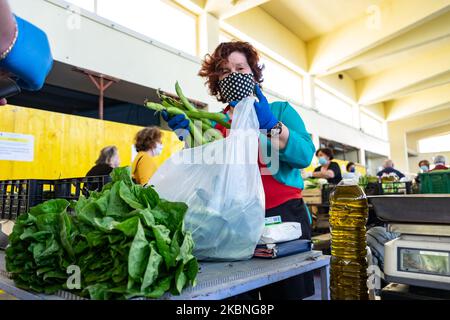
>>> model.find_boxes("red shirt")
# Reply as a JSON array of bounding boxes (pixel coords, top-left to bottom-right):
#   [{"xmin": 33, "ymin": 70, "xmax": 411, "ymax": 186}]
[
  {"xmin": 430, "ymin": 164, "xmax": 449, "ymax": 172},
  {"xmin": 215, "ymin": 109, "xmax": 302, "ymax": 210}
]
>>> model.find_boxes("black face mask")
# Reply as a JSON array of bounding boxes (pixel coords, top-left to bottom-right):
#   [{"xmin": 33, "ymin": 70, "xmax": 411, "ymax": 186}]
[{"xmin": 218, "ymin": 72, "xmax": 255, "ymax": 103}]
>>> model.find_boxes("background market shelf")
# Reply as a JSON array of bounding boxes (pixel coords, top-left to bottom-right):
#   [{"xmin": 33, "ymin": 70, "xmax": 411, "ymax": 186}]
[
  {"xmin": 0, "ymin": 176, "xmax": 111, "ymax": 219},
  {"xmin": 0, "ymin": 180, "xmax": 55, "ymax": 220}
]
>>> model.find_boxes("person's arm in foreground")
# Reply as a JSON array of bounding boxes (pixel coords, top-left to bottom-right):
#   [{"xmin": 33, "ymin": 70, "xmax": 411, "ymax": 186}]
[
  {"xmin": 312, "ymin": 167, "xmax": 335, "ymax": 179},
  {"xmin": 0, "ymin": 0, "xmax": 16, "ymax": 54},
  {"xmin": 272, "ymin": 101, "xmax": 316, "ymax": 169},
  {"xmin": 0, "ymin": 5, "xmax": 53, "ymax": 92}
]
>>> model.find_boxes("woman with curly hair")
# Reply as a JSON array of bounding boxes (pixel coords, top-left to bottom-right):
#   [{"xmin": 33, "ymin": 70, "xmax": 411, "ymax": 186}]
[
  {"xmin": 132, "ymin": 126, "xmax": 164, "ymax": 185},
  {"xmin": 163, "ymin": 41, "xmax": 316, "ymax": 300}
]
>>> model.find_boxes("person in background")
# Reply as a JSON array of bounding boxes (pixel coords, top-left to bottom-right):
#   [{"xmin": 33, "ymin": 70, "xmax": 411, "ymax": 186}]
[
  {"xmin": 309, "ymin": 148, "xmax": 342, "ymax": 185},
  {"xmin": 0, "ymin": 0, "xmax": 53, "ymax": 105},
  {"xmin": 376, "ymin": 159, "xmax": 405, "ymax": 179},
  {"xmin": 342, "ymin": 161, "xmax": 360, "ymax": 181},
  {"xmin": 418, "ymin": 159, "xmax": 430, "ymax": 173},
  {"xmin": 86, "ymin": 146, "xmax": 120, "ymax": 177},
  {"xmin": 85, "ymin": 146, "xmax": 120, "ymax": 192},
  {"xmin": 132, "ymin": 126, "xmax": 163, "ymax": 185},
  {"xmin": 415, "ymin": 159, "xmax": 430, "ymax": 184},
  {"xmin": 430, "ymin": 155, "xmax": 448, "ymax": 172}
]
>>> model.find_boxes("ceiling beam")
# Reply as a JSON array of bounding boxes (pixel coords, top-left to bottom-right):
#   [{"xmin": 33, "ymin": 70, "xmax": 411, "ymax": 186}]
[
  {"xmin": 307, "ymin": 0, "xmax": 450, "ymax": 75},
  {"xmin": 357, "ymin": 41, "xmax": 450, "ymax": 104},
  {"xmin": 325, "ymin": 11, "xmax": 450, "ymax": 74},
  {"xmin": 388, "ymin": 107, "xmax": 450, "ymax": 137},
  {"xmin": 172, "ymin": 0, "xmax": 205, "ymax": 14},
  {"xmin": 205, "ymin": 0, "xmax": 271, "ymax": 19},
  {"xmin": 377, "ymin": 71, "xmax": 450, "ymax": 102},
  {"xmin": 385, "ymin": 83, "xmax": 450, "ymax": 121}
]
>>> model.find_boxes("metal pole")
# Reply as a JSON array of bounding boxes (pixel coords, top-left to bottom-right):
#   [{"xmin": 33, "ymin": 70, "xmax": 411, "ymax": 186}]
[
  {"xmin": 99, "ymin": 77, "xmax": 104, "ymax": 120},
  {"xmin": 76, "ymin": 68, "xmax": 118, "ymax": 120}
]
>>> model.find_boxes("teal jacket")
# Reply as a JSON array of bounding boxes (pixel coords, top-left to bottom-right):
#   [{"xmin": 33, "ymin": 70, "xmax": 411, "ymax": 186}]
[{"xmin": 259, "ymin": 101, "xmax": 315, "ymax": 190}]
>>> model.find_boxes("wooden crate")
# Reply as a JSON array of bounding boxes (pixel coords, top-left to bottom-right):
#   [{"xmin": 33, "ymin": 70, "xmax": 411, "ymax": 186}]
[
  {"xmin": 312, "ymin": 233, "xmax": 331, "ymax": 251},
  {"xmin": 303, "ymin": 188, "xmax": 322, "ymax": 204}
]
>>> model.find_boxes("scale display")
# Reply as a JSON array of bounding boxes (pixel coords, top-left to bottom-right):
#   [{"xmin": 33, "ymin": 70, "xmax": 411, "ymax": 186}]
[{"xmin": 399, "ymin": 248, "xmax": 450, "ymax": 277}]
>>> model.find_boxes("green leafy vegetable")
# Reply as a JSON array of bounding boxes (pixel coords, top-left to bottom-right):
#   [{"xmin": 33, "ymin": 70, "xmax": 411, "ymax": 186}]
[{"xmin": 6, "ymin": 166, "xmax": 198, "ymax": 300}]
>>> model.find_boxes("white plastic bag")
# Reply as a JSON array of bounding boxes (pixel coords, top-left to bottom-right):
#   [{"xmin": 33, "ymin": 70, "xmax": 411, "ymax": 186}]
[
  {"xmin": 149, "ymin": 97, "xmax": 265, "ymax": 261},
  {"xmin": 258, "ymin": 222, "xmax": 302, "ymax": 245}
]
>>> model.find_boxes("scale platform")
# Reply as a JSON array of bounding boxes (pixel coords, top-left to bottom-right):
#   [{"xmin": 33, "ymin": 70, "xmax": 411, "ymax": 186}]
[
  {"xmin": 368, "ymin": 195, "xmax": 450, "ymax": 292},
  {"xmin": 384, "ymin": 223, "xmax": 450, "ymax": 291},
  {"xmin": 368, "ymin": 195, "xmax": 450, "ymax": 224}
]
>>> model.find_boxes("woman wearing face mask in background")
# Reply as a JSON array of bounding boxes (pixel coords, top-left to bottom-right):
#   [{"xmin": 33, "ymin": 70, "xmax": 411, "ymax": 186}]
[
  {"xmin": 132, "ymin": 126, "xmax": 164, "ymax": 186},
  {"xmin": 342, "ymin": 161, "xmax": 360, "ymax": 182},
  {"xmin": 415, "ymin": 159, "xmax": 430, "ymax": 185},
  {"xmin": 418, "ymin": 160, "xmax": 430, "ymax": 173},
  {"xmin": 311, "ymin": 148, "xmax": 342, "ymax": 185},
  {"xmin": 162, "ymin": 41, "xmax": 316, "ymax": 300}
]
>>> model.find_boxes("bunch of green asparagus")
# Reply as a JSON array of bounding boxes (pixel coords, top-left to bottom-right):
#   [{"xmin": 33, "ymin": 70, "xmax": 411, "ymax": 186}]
[{"xmin": 144, "ymin": 82, "xmax": 230, "ymax": 147}]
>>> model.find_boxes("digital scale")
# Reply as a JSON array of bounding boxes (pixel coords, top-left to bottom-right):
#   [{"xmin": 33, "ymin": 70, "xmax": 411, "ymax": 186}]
[
  {"xmin": 384, "ymin": 224, "xmax": 450, "ymax": 290},
  {"xmin": 369, "ymin": 195, "xmax": 450, "ymax": 293}
]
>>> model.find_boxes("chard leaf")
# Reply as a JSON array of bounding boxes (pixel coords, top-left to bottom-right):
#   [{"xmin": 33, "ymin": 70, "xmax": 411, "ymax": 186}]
[
  {"xmin": 144, "ymin": 276, "xmax": 173, "ymax": 299},
  {"xmin": 78, "ymin": 202, "xmax": 104, "ymax": 226},
  {"xmin": 139, "ymin": 208, "xmax": 156, "ymax": 228},
  {"xmin": 153, "ymin": 225, "xmax": 176, "ymax": 269},
  {"xmin": 93, "ymin": 216, "xmax": 119, "ymax": 232},
  {"xmin": 106, "ymin": 182, "xmax": 131, "ymax": 217},
  {"xmin": 85, "ymin": 231, "xmax": 107, "ymax": 247},
  {"xmin": 35, "ymin": 212, "xmax": 60, "ymax": 234},
  {"xmin": 29, "ymin": 199, "xmax": 69, "ymax": 216},
  {"xmin": 86, "ymin": 283, "xmax": 110, "ymax": 300},
  {"xmin": 179, "ymin": 232, "xmax": 195, "ymax": 264},
  {"xmin": 150, "ymin": 200, "xmax": 187, "ymax": 233},
  {"xmin": 110, "ymin": 166, "xmax": 133, "ymax": 187},
  {"xmin": 128, "ymin": 221, "xmax": 149, "ymax": 281},
  {"xmin": 141, "ymin": 241, "xmax": 163, "ymax": 292},
  {"xmin": 115, "ymin": 216, "xmax": 140, "ymax": 237},
  {"xmin": 19, "ymin": 229, "xmax": 51, "ymax": 242},
  {"xmin": 134, "ymin": 185, "xmax": 160, "ymax": 209},
  {"xmin": 119, "ymin": 181, "xmax": 144, "ymax": 210},
  {"xmin": 186, "ymin": 258, "xmax": 199, "ymax": 284},
  {"xmin": 175, "ymin": 263, "xmax": 187, "ymax": 294},
  {"xmin": 59, "ymin": 211, "xmax": 75, "ymax": 260}
]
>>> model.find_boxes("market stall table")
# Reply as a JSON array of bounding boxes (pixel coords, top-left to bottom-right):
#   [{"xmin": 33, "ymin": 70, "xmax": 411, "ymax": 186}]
[{"xmin": 0, "ymin": 250, "xmax": 330, "ymax": 300}]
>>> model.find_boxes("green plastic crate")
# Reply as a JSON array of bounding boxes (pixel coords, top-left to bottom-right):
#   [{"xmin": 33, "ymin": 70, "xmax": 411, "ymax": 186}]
[{"xmin": 419, "ymin": 170, "xmax": 450, "ymax": 194}]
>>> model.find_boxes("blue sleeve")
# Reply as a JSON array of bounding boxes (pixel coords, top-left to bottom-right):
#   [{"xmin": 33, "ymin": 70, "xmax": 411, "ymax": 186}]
[{"xmin": 277, "ymin": 102, "xmax": 315, "ymax": 169}]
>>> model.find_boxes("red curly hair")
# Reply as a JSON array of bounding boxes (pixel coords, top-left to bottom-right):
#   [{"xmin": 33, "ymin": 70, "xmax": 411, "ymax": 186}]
[
  {"xmin": 134, "ymin": 126, "xmax": 162, "ymax": 152},
  {"xmin": 198, "ymin": 41, "xmax": 264, "ymax": 103}
]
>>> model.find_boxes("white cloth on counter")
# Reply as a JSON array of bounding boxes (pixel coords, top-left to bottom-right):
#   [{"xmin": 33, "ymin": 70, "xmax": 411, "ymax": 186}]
[{"xmin": 258, "ymin": 222, "xmax": 302, "ymax": 245}]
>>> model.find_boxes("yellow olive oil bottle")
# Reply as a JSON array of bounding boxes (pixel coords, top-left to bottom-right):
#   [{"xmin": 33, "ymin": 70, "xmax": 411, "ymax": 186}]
[{"xmin": 329, "ymin": 182, "xmax": 369, "ymax": 300}]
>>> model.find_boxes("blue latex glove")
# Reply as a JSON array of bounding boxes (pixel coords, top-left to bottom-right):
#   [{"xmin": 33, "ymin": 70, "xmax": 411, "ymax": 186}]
[
  {"xmin": 229, "ymin": 85, "xmax": 278, "ymax": 130},
  {"xmin": 254, "ymin": 84, "xmax": 278, "ymax": 130},
  {"xmin": 161, "ymin": 110, "xmax": 190, "ymax": 141},
  {"xmin": 0, "ymin": 15, "xmax": 53, "ymax": 91}
]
